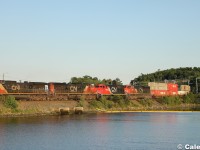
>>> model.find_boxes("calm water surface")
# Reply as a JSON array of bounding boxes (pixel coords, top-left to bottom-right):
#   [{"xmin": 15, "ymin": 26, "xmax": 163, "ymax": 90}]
[{"xmin": 0, "ymin": 112, "xmax": 200, "ymax": 150}]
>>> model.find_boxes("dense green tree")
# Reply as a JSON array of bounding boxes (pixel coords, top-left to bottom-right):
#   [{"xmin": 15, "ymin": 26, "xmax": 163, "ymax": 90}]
[{"xmin": 70, "ymin": 76, "xmax": 123, "ymax": 85}]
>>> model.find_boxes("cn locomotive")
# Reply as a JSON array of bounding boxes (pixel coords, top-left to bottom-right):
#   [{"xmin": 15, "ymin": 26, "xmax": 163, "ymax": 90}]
[
  {"xmin": 0, "ymin": 80, "xmax": 190, "ymax": 100},
  {"xmin": 0, "ymin": 80, "xmax": 139, "ymax": 94}
]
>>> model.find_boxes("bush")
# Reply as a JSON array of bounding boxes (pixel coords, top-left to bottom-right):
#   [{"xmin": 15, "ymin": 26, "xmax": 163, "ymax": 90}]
[
  {"xmin": 111, "ymin": 95, "xmax": 123, "ymax": 102},
  {"xmin": 89, "ymin": 96, "xmax": 133, "ymax": 110},
  {"xmin": 192, "ymin": 93, "xmax": 200, "ymax": 104},
  {"xmin": 162, "ymin": 96, "xmax": 181, "ymax": 106},
  {"xmin": 139, "ymin": 99, "xmax": 153, "ymax": 107},
  {"xmin": 194, "ymin": 98, "xmax": 200, "ymax": 104},
  {"xmin": 115, "ymin": 98, "xmax": 133, "ymax": 108},
  {"xmin": 99, "ymin": 96, "xmax": 114, "ymax": 109},
  {"xmin": 111, "ymin": 95, "xmax": 132, "ymax": 108},
  {"xmin": 3, "ymin": 96, "xmax": 18, "ymax": 109},
  {"xmin": 183, "ymin": 95, "xmax": 191, "ymax": 103},
  {"xmin": 197, "ymin": 94, "xmax": 200, "ymax": 98},
  {"xmin": 89, "ymin": 100, "xmax": 104, "ymax": 109},
  {"xmin": 182, "ymin": 93, "xmax": 198, "ymax": 104},
  {"xmin": 89, "ymin": 96, "xmax": 115, "ymax": 109},
  {"xmin": 187, "ymin": 93, "xmax": 196, "ymax": 103},
  {"xmin": 117, "ymin": 99, "xmax": 126, "ymax": 108},
  {"xmin": 124, "ymin": 99, "xmax": 131, "ymax": 106}
]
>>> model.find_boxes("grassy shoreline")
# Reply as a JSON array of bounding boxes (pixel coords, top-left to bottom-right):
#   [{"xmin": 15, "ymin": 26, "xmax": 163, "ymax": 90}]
[
  {"xmin": 0, "ymin": 94, "xmax": 200, "ymax": 117},
  {"xmin": 1, "ymin": 108, "xmax": 200, "ymax": 118},
  {"xmin": 0, "ymin": 101, "xmax": 200, "ymax": 118}
]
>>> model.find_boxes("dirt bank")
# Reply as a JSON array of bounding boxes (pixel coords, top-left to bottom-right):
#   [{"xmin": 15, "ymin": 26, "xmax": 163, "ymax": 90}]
[
  {"xmin": 0, "ymin": 100, "xmax": 79, "ymax": 117},
  {"xmin": 0, "ymin": 99, "xmax": 200, "ymax": 117}
]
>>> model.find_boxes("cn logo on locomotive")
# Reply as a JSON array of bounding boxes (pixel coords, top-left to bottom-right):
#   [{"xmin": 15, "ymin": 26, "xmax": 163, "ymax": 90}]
[
  {"xmin": 69, "ymin": 86, "xmax": 78, "ymax": 92},
  {"xmin": 111, "ymin": 87, "xmax": 117, "ymax": 93}
]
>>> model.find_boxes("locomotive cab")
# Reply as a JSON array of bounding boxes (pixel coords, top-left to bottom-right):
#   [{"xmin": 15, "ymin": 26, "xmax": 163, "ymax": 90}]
[
  {"xmin": 95, "ymin": 84, "xmax": 112, "ymax": 95},
  {"xmin": 124, "ymin": 85, "xmax": 137, "ymax": 94},
  {"xmin": 83, "ymin": 84, "xmax": 96, "ymax": 94}
]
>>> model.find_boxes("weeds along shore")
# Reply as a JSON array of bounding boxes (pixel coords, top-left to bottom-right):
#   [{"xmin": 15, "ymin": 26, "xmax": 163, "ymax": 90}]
[{"xmin": 0, "ymin": 94, "xmax": 200, "ymax": 117}]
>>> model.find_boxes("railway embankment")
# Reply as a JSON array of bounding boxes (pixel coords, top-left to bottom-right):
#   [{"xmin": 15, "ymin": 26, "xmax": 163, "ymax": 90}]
[{"xmin": 0, "ymin": 94, "xmax": 200, "ymax": 117}]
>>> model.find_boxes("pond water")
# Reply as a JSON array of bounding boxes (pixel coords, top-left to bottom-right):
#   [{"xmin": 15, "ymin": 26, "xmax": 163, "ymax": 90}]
[{"xmin": 0, "ymin": 112, "xmax": 200, "ymax": 150}]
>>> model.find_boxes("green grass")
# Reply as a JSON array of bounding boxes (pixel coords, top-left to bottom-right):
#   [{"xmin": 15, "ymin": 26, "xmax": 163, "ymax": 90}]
[
  {"xmin": 139, "ymin": 99, "xmax": 153, "ymax": 107},
  {"xmin": 1, "ymin": 96, "xmax": 18, "ymax": 109},
  {"xmin": 89, "ymin": 96, "xmax": 114, "ymax": 109},
  {"xmin": 156, "ymin": 96, "xmax": 182, "ymax": 106},
  {"xmin": 89, "ymin": 96, "xmax": 135, "ymax": 110},
  {"xmin": 89, "ymin": 94, "xmax": 200, "ymax": 111}
]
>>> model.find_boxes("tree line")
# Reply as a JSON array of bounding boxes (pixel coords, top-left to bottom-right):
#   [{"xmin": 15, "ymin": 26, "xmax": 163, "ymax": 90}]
[
  {"xmin": 70, "ymin": 75, "xmax": 123, "ymax": 85},
  {"xmin": 130, "ymin": 67, "xmax": 200, "ymax": 93},
  {"xmin": 69, "ymin": 67, "xmax": 200, "ymax": 93}
]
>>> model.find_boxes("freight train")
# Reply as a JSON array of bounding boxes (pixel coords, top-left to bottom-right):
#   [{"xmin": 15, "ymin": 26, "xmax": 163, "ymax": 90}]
[
  {"xmin": 0, "ymin": 80, "xmax": 190, "ymax": 100},
  {"xmin": 0, "ymin": 80, "xmax": 138, "ymax": 94},
  {"xmin": 148, "ymin": 82, "xmax": 190, "ymax": 97}
]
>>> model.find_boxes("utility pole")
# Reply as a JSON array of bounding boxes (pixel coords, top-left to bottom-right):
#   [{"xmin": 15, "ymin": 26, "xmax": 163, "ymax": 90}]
[{"xmin": 3, "ymin": 73, "xmax": 4, "ymax": 81}]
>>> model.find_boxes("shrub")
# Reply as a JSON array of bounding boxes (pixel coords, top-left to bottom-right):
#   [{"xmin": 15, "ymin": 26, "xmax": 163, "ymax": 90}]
[
  {"xmin": 194, "ymin": 98, "xmax": 200, "ymax": 104},
  {"xmin": 183, "ymin": 95, "xmax": 191, "ymax": 103},
  {"xmin": 117, "ymin": 99, "xmax": 126, "ymax": 108},
  {"xmin": 115, "ymin": 98, "xmax": 133, "ymax": 108},
  {"xmin": 139, "ymin": 99, "xmax": 153, "ymax": 107},
  {"xmin": 131, "ymin": 102, "xmax": 139, "ymax": 107},
  {"xmin": 162, "ymin": 96, "xmax": 181, "ymax": 106},
  {"xmin": 156, "ymin": 98, "xmax": 165, "ymax": 104},
  {"xmin": 124, "ymin": 99, "xmax": 131, "ymax": 106},
  {"xmin": 90, "ymin": 100, "xmax": 104, "ymax": 109},
  {"xmin": 111, "ymin": 95, "xmax": 123, "ymax": 102},
  {"xmin": 187, "ymin": 93, "xmax": 196, "ymax": 103},
  {"xmin": 89, "ymin": 96, "xmax": 115, "ymax": 109},
  {"xmin": 146, "ymin": 99, "xmax": 153, "ymax": 107},
  {"xmin": 99, "ymin": 96, "xmax": 114, "ymax": 109},
  {"xmin": 89, "ymin": 96, "xmax": 134, "ymax": 110},
  {"xmin": 106, "ymin": 100, "xmax": 114, "ymax": 109},
  {"xmin": 197, "ymin": 94, "xmax": 200, "ymax": 98},
  {"xmin": 111, "ymin": 95, "xmax": 132, "ymax": 108},
  {"xmin": 174, "ymin": 96, "xmax": 182, "ymax": 105},
  {"xmin": 3, "ymin": 96, "xmax": 18, "ymax": 109}
]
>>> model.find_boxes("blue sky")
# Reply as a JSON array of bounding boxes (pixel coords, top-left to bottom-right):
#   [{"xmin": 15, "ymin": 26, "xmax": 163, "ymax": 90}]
[{"xmin": 0, "ymin": 0, "xmax": 200, "ymax": 84}]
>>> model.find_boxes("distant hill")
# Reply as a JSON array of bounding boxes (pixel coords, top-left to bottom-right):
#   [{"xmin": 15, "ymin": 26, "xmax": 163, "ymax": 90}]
[{"xmin": 131, "ymin": 67, "xmax": 200, "ymax": 93}]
